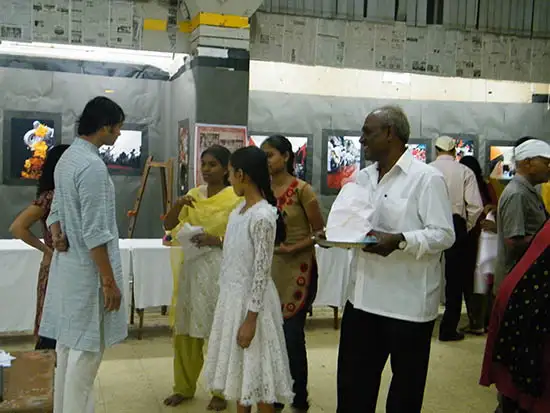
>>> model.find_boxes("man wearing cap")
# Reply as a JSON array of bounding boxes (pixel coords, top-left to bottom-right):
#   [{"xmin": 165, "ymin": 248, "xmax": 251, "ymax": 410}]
[
  {"xmin": 494, "ymin": 137, "xmax": 550, "ymax": 292},
  {"xmin": 430, "ymin": 136, "xmax": 484, "ymax": 342}
]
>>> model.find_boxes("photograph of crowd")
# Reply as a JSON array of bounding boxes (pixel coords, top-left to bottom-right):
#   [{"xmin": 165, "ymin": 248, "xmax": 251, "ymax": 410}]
[
  {"xmin": 489, "ymin": 145, "xmax": 515, "ymax": 180},
  {"xmin": 455, "ymin": 139, "xmax": 476, "ymax": 160},
  {"xmin": 326, "ymin": 135, "xmax": 361, "ymax": 190},
  {"xmin": 248, "ymin": 135, "xmax": 309, "ymax": 182},
  {"xmin": 99, "ymin": 129, "xmax": 143, "ymax": 174},
  {"xmin": 178, "ymin": 122, "xmax": 190, "ymax": 195}
]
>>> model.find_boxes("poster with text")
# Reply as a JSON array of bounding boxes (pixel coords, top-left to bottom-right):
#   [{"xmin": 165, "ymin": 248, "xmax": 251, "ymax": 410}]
[
  {"xmin": 194, "ymin": 124, "xmax": 247, "ymax": 186},
  {"xmin": 326, "ymin": 135, "xmax": 361, "ymax": 190},
  {"xmin": 489, "ymin": 145, "xmax": 515, "ymax": 180},
  {"xmin": 248, "ymin": 135, "xmax": 309, "ymax": 181}
]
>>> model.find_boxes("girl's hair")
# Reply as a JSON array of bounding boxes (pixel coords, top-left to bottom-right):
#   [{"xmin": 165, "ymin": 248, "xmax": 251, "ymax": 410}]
[
  {"xmin": 460, "ymin": 155, "xmax": 492, "ymax": 204},
  {"xmin": 37, "ymin": 144, "xmax": 70, "ymax": 197},
  {"xmin": 230, "ymin": 146, "xmax": 286, "ymax": 244},
  {"xmin": 262, "ymin": 135, "xmax": 295, "ymax": 176},
  {"xmin": 201, "ymin": 144, "xmax": 231, "ymax": 186}
]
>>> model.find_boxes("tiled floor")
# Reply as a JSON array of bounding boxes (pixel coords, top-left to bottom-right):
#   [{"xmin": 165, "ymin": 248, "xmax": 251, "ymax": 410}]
[{"xmin": 1, "ymin": 307, "xmax": 498, "ymax": 413}]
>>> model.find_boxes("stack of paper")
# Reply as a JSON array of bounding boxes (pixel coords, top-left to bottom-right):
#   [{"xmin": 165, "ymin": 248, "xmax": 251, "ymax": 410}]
[
  {"xmin": 326, "ymin": 183, "xmax": 374, "ymax": 242},
  {"xmin": 0, "ymin": 350, "xmax": 15, "ymax": 367}
]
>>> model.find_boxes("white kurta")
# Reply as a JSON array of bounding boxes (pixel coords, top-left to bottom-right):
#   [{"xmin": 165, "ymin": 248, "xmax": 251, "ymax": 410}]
[{"xmin": 204, "ymin": 200, "xmax": 294, "ymax": 406}]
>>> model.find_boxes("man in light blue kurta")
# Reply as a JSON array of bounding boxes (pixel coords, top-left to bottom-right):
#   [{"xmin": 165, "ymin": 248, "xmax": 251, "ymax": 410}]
[{"xmin": 40, "ymin": 96, "xmax": 128, "ymax": 413}]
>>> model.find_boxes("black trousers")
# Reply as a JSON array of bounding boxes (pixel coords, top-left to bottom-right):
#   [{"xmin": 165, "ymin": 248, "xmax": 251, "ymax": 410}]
[
  {"xmin": 440, "ymin": 214, "xmax": 468, "ymax": 338},
  {"xmin": 337, "ymin": 302, "xmax": 435, "ymax": 413},
  {"xmin": 275, "ymin": 269, "xmax": 318, "ymax": 410},
  {"xmin": 35, "ymin": 335, "xmax": 56, "ymax": 350}
]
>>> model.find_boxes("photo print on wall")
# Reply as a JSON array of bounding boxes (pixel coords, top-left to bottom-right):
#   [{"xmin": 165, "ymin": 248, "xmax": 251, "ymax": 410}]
[
  {"xmin": 248, "ymin": 134, "xmax": 312, "ymax": 183},
  {"xmin": 178, "ymin": 120, "xmax": 190, "ymax": 195},
  {"xmin": 2, "ymin": 110, "xmax": 61, "ymax": 185},
  {"xmin": 487, "ymin": 141, "xmax": 516, "ymax": 180},
  {"xmin": 98, "ymin": 124, "xmax": 148, "ymax": 176},
  {"xmin": 194, "ymin": 123, "xmax": 247, "ymax": 186},
  {"xmin": 406, "ymin": 138, "xmax": 433, "ymax": 163},
  {"xmin": 321, "ymin": 131, "xmax": 363, "ymax": 195},
  {"xmin": 440, "ymin": 133, "xmax": 478, "ymax": 160}
]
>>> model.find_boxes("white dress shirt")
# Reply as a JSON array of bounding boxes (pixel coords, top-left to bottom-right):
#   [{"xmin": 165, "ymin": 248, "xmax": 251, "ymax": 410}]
[
  {"xmin": 430, "ymin": 155, "xmax": 483, "ymax": 231},
  {"xmin": 345, "ymin": 150, "xmax": 455, "ymax": 322}
]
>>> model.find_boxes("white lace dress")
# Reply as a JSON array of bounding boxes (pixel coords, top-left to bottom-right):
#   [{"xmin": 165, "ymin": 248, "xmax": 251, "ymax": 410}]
[{"xmin": 203, "ymin": 200, "xmax": 294, "ymax": 406}]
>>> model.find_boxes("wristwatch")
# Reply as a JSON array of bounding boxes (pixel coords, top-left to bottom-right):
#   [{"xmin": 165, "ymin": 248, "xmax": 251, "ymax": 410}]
[{"xmin": 398, "ymin": 234, "xmax": 407, "ymax": 250}]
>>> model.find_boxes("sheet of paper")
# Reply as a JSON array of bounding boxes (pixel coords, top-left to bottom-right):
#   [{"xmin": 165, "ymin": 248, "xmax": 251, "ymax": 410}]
[
  {"xmin": 250, "ymin": 13, "xmax": 284, "ymax": 61},
  {"xmin": 32, "ymin": 0, "xmax": 70, "ymax": 43},
  {"xmin": 507, "ymin": 37, "xmax": 531, "ymax": 82},
  {"xmin": 315, "ymin": 18, "xmax": 345, "ymax": 67},
  {"xmin": 426, "ymin": 26, "xmax": 458, "ymax": 76},
  {"xmin": 0, "ymin": 0, "xmax": 32, "ymax": 41},
  {"xmin": 70, "ymin": 0, "xmax": 109, "ymax": 47},
  {"xmin": 374, "ymin": 23, "xmax": 405, "ymax": 71},
  {"xmin": 404, "ymin": 26, "xmax": 428, "ymax": 74},
  {"xmin": 343, "ymin": 21, "xmax": 375, "ymax": 70},
  {"xmin": 282, "ymin": 16, "xmax": 317, "ymax": 65},
  {"xmin": 109, "ymin": 0, "xmax": 134, "ymax": 48},
  {"xmin": 455, "ymin": 31, "xmax": 482, "ymax": 78},
  {"xmin": 0, "ymin": 350, "xmax": 16, "ymax": 368},
  {"xmin": 482, "ymin": 33, "xmax": 509, "ymax": 80}
]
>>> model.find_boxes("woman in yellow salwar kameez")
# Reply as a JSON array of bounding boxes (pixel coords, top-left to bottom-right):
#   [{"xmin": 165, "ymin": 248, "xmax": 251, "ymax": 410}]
[{"xmin": 163, "ymin": 145, "xmax": 241, "ymax": 411}]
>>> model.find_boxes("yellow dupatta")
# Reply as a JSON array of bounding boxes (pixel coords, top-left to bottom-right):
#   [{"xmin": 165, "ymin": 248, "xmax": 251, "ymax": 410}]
[
  {"xmin": 167, "ymin": 186, "xmax": 241, "ymax": 327},
  {"xmin": 542, "ymin": 182, "xmax": 550, "ymax": 214}
]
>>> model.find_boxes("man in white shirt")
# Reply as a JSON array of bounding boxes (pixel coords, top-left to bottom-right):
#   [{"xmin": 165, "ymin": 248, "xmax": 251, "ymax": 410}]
[
  {"xmin": 430, "ymin": 136, "xmax": 483, "ymax": 341},
  {"xmin": 336, "ymin": 106, "xmax": 455, "ymax": 413}
]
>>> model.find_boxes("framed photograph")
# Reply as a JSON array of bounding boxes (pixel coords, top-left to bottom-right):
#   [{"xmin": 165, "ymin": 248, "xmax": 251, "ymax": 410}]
[
  {"xmin": 486, "ymin": 140, "xmax": 516, "ymax": 180},
  {"xmin": 248, "ymin": 133, "xmax": 314, "ymax": 183},
  {"xmin": 321, "ymin": 130, "xmax": 363, "ymax": 196},
  {"xmin": 440, "ymin": 133, "xmax": 479, "ymax": 160},
  {"xmin": 2, "ymin": 110, "xmax": 61, "ymax": 186},
  {"xmin": 407, "ymin": 138, "xmax": 433, "ymax": 163},
  {"xmin": 194, "ymin": 123, "xmax": 248, "ymax": 186},
  {"xmin": 178, "ymin": 120, "xmax": 190, "ymax": 195},
  {"xmin": 98, "ymin": 123, "xmax": 148, "ymax": 176}
]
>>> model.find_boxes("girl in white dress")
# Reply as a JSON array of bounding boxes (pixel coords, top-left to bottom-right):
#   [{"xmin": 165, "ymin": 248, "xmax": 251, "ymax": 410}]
[{"xmin": 204, "ymin": 146, "xmax": 294, "ymax": 413}]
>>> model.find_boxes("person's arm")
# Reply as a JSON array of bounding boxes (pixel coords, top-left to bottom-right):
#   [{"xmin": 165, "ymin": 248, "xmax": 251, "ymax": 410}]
[
  {"xmin": 280, "ymin": 184, "xmax": 325, "ymax": 253},
  {"xmin": 247, "ymin": 214, "xmax": 276, "ymax": 313},
  {"xmin": 464, "ymin": 170, "xmax": 484, "ymax": 232},
  {"xmin": 77, "ymin": 163, "xmax": 117, "ymax": 283},
  {"xmin": 9, "ymin": 204, "xmax": 50, "ymax": 254},
  {"xmin": 401, "ymin": 173, "xmax": 456, "ymax": 259},
  {"xmin": 499, "ymin": 192, "xmax": 531, "ymax": 261},
  {"xmin": 163, "ymin": 202, "xmax": 185, "ymax": 231},
  {"xmin": 238, "ymin": 213, "xmax": 277, "ymax": 349}
]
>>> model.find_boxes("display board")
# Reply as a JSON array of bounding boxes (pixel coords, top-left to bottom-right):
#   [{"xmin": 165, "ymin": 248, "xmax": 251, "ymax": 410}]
[
  {"xmin": 407, "ymin": 138, "xmax": 433, "ymax": 163},
  {"xmin": 98, "ymin": 123, "xmax": 148, "ymax": 176},
  {"xmin": 487, "ymin": 140, "xmax": 516, "ymax": 180},
  {"xmin": 321, "ymin": 130, "xmax": 363, "ymax": 196},
  {"xmin": 248, "ymin": 133, "xmax": 313, "ymax": 183},
  {"xmin": 2, "ymin": 110, "xmax": 61, "ymax": 185}
]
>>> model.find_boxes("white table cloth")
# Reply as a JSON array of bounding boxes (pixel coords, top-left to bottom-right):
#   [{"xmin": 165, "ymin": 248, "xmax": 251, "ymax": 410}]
[
  {"xmin": 0, "ymin": 238, "xmax": 170, "ymax": 333},
  {"xmin": 124, "ymin": 238, "xmax": 172, "ymax": 309}
]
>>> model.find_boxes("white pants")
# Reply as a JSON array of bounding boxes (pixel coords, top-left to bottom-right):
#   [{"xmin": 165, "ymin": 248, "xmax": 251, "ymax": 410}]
[{"xmin": 54, "ymin": 342, "xmax": 104, "ymax": 413}]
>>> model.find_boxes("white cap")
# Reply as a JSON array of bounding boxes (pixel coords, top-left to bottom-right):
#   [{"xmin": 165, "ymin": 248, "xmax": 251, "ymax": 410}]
[
  {"xmin": 514, "ymin": 139, "xmax": 550, "ymax": 162},
  {"xmin": 435, "ymin": 136, "xmax": 456, "ymax": 151}
]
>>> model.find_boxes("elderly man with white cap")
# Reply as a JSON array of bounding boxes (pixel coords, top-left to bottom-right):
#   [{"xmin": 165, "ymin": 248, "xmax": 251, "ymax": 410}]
[
  {"xmin": 494, "ymin": 137, "xmax": 550, "ymax": 293},
  {"xmin": 430, "ymin": 135, "xmax": 484, "ymax": 342}
]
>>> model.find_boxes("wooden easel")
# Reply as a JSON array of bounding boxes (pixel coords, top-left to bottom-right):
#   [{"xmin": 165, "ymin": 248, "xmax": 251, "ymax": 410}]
[{"xmin": 127, "ymin": 156, "xmax": 174, "ymax": 339}]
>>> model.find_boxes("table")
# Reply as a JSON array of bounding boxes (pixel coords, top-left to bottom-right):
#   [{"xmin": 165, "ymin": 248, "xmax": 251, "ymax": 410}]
[
  {"xmin": 0, "ymin": 239, "xmax": 172, "ymax": 334},
  {"xmin": 0, "ymin": 350, "xmax": 55, "ymax": 412}
]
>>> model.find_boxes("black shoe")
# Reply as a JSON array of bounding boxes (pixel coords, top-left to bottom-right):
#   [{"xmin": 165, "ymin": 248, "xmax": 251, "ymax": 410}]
[{"xmin": 439, "ymin": 331, "xmax": 465, "ymax": 342}]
